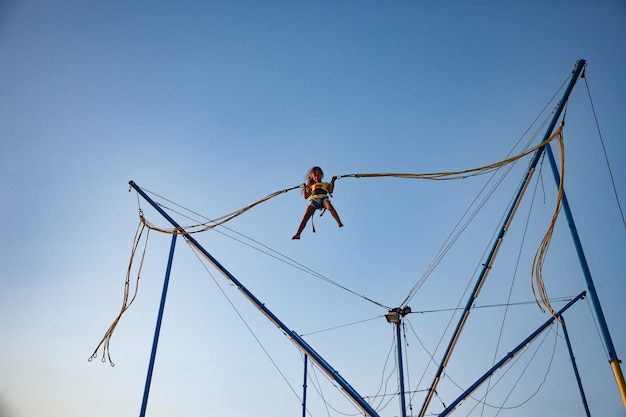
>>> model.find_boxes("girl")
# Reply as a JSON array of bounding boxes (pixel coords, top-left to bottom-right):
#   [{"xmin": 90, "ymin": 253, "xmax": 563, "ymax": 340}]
[{"xmin": 292, "ymin": 166, "xmax": 343, "ymax": 240}]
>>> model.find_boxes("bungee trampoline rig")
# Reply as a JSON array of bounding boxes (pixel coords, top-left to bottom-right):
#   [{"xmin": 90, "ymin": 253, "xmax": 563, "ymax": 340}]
[{"xmin": 90, "ymin": 59, "xmax": 625, "ymax": 417}]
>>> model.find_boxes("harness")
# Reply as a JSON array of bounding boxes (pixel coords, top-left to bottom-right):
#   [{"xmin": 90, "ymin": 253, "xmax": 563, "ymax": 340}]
[
  {"xmin": 308, "ymin": 182, "xmax": 332, "ymax": 232},
  {"xmin": 308, "ymin": 182, "xmax": 330, "ymax": 201}
]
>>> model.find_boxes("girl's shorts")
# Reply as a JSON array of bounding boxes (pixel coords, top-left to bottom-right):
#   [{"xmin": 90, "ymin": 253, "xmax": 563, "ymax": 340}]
[{"xmin": 309, "ymin": 197, "xmax": 328, "ymax": 210}]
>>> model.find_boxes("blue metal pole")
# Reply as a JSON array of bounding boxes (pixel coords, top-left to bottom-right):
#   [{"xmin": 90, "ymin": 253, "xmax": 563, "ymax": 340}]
[
  {"xmin": 139, "ymin": 233, "xmax": 177, "ymax": 417},
  {"xmin": 417, "ymin": 59, "xmax": 587, "ymax": 417},
  {"xmin": 560, "ymin": 319, "xmax": 592, "ymax": 417},
  {"xmin": 544, "ymin": 143, "xmax": 618, "ymax": 361},
  {"xmin": 396, "ymin": 321, "xmax": 408, "ymax": 417},
  {"xmin": 438, "ymin": 291, "xmax": 586, "ymax": 416},
  {"xmin": 302, "ymin": 354, "xmax": 308, "ymax": 417},
  {"xmin": 543, "ymin": 142, "xmax": 625, "ymax": 405},
  {"xmin": 129, "ymin": 181, "xmax": 380, "ymax": 417}
]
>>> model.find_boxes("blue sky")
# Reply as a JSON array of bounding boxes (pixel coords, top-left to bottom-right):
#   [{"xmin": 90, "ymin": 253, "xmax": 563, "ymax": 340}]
[{"xmin": 1, "ymin": 1, "xmax": 625, "ymax": 416}]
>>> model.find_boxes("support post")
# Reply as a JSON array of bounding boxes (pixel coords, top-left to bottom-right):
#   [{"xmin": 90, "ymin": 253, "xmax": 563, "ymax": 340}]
[
  {"xmin": 129, "ymin": 181, "xmax": 380, "ymax": 417},
  {"xmin": 302, "ymin": 354, "xmax": 308, "ymax": 417},
  {"xmin": 396, "ymin": 321, "xmax": 408, "ymax": 417},
  {"xmin": 544, "ymin": 143, "xmax": 626, "ymax": 407},
  {"xmin": 139, "ymin": 233, "xmax": 177, "ymax": 417},
  {"xmin": 561, "ymin": 318, "xmax": 591, "ymax": 417},
  {"xmin": 438, "ymin": 291, "xmax": 586, "ymax": 416},
  {"xmin": 418, "ymin": 59, "xmax": 587, "ymax": 417},
  {"xmin": 385, "ymin": 307, "xmax": 411, "ymax": 417}
]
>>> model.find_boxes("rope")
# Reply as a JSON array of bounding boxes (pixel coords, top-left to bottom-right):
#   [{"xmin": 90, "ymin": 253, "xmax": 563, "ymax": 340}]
[
  {"xmin": 400, "ymin": 149, "xmax": 526, "ymax": 308},
  {"xmin": 139, "ymin": 184, "xmax": 301, "ymax": 235},
  {"xmin": 136, "ymin": 126, "xmax": 565, "ymax": 318},
  {"xmin": 139, "ymin": 190, "xmax": 393, "ymax": 310},
  {"xmin": 92, "ymin": 123, "xmax": 566, "ymax": 366},
  {"xmin": 137, "ymin": 127, "xmax": 563, "ymax": 237},
  {"xmin": 531, "ymin": 124, "xmax": 565, "ymax": 320},
  {"xmin": 89, "ymin": 217, "xmax": 150, "ymax": 366},
  {"xmin": 334, "ymin": 125, "xmax": 565, "ymax": 319},
  {"xmin": 334, "ymin": 130, "xmax": 562, "ymax": 182}
]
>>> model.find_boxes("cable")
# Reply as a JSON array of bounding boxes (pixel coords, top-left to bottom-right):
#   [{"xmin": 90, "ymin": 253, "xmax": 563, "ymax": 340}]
[
  {"xmin": 583, "ymin": 74, "xmax": 626, "ymax": 228},
  {"xmin": 140, "ymin": 192, "xmax": 393, "ymax": 310},
  {"xmin": 299, "ymin": 316, "xmax": 382, "ymax": 337},
  {"xmin": 370, "ymin": 332, "xmax": 399, "ymax": 412},
  {"xmin": 399, "ymin": 105, "xmax": 559, "ymax": 308},
  {"xmin": 401, "ymin": 321, "xmax": 415, "ymax": 416},
  {"xmin": 480, "ymin": 157, "xmax": 542, "ymax": 417},
  {"xmin": 186, "ymin": 239, "xmax": 304, "ymax": 406},
  {"xmin": 130, "ymin": 119, "xmax": 565, "ymax": 321},
  {"xmin": 443, "ymin": 323, "xmax": 559, "ymax": 414}
]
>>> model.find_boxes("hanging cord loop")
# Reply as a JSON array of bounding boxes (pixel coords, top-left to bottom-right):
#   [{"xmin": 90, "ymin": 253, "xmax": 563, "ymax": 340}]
[
  {"xmin": 531, "ymin": 121, "xmax": 566, "ymax": 321},
  {"xmin": 89, "ymin": 214, "xmax": 150, "ymax": 366}
]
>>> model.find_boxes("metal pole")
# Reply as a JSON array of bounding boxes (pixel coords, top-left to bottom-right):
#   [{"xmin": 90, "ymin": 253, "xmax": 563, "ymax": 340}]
[
  {"xmin": 139, "ymin": 233, "xmax": 177, "ymax": 417},
  {"xmin": 561, "ymin": 319, "xmax": 592, "ymax": 417},
  {"xmin": 396, "ymin": 321, "xmax": 408, "ymax": 417},
  {"xmin": 544, "ymin": 143, "xmax": 626, "ymax": 406},
  {"xmin": 129, "ymin": 181, "xmax": 380, "ymax": 417},
  {"xmin": 418, "ymin": 59, "xmax": 587, "ymax": 417},
  {"xmin": 302, "ymin": 354, "xmax": 308, "ymax": 417},
  {"xmin": 438, "ymin": 291, "xmax": 586, "ymax": 416}
]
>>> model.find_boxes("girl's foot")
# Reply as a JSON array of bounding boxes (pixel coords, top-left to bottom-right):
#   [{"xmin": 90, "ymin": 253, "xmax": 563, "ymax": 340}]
[
  {"xmin": 292, "ymin": 235, "xmax": 300, "ymax": 240},
  {"xmin": 338, "ymin": 223, "xmax": 344, "ymax": 228}
]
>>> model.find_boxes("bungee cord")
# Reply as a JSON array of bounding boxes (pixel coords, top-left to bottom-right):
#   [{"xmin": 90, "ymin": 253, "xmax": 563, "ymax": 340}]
[
  {"xmin": 90, "ymin": 123, "xmax": 567, "ymax": 366},
  {"xmin": 88, "ymin": 217, "xmax": 150, "ymax": 366},
  {"xmin": 133, "ymin": 123, "xmax": 563, "ymax": 237},
  {"xmin": 141, "ymin": 196, "xmax": 393, "ymax": 311},
  {"xmin": 399, "ymin": 127, "xmax": 547, "ymax": 309},
  {"xmin": 334, "ymin": 129, "xmax": 562, "ymax": 183},
  {"xmin": 86, "ymin": 61, "xmax": 623, "ymax": 417},
  {"xmin": 90, "ymin": 62, "xmax": 581, "ymax": 413},
  {"xmin": 136, "ymin": 124, "xmax": 564, "ymax": 300},
  {"xmin": 135, "ymin": 184, "xmax": 302, "ymax": 235},
  {"xmin": 395, "ymin": 92, "xmax": 561, "ymax": 309},
  {"xmin": 531, "ymin": 123, "xmax": 565, "ymax": 320}
]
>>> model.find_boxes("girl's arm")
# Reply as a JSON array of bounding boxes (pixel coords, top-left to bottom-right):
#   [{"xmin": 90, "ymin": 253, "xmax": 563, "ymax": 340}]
[
  {"xmin": 328, "ymin": 176, "xmax": 337, "ymax": 193},
  {"xmin": 302, "ymin": 183, "xmax": 312, "ymax": 199}
]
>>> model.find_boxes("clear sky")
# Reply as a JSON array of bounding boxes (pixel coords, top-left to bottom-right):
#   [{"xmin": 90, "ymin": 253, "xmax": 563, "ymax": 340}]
[{"xmin": 1, "ymin": 1, "xmax": 625, "ymax": 417}]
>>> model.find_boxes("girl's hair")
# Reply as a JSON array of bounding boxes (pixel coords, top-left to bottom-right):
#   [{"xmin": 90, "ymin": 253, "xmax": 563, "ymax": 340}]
[
  {"xmin": 303, "ymin": 166, "xmax": 323, "ymax": 195},
  {"xmin": 308, "ymin": 166, "xmax": 324, "ymax": 179}
]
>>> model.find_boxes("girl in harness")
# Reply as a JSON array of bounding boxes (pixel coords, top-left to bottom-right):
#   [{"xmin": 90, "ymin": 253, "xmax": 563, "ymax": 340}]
[{"xmin": 292, "ymin": 166, "xmax": 343, "ymax": 240}]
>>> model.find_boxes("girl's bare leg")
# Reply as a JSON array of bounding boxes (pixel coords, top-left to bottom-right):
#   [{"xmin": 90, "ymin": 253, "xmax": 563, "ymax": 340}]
[
  {"xmin": 292, "ymin": 206, "xmax": 316, "ymax": 239},
  {"xmin": 325, "ymin": 201, "xmax": 343, "ymax": 227}
]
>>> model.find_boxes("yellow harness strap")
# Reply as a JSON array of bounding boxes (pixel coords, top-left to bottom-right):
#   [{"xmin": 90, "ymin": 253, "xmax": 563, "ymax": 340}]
[{"xmin": 308, "ymin": 182, "xmax": 330, "ymax": 200}]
